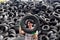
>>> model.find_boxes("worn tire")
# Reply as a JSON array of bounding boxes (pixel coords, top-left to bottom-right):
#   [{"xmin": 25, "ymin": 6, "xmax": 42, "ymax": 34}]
[{"xmin": 20, "ymin": 15, "xmax": 40, "ymax": 34}]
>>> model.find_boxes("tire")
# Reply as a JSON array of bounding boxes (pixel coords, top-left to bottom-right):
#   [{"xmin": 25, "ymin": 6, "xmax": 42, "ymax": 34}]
[
  {"xmin": 39, "ymin": 35, "xmax": 50, "ymax": 40},
  {"xmin": 20, "ymin": 15, "xmax": 40, "ymax": 34}
]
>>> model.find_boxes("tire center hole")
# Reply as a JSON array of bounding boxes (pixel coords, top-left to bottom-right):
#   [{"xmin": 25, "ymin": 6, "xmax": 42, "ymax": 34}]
[{"xmin": 42, "ymin": 36, "xmax": 47, "ymax": 40}]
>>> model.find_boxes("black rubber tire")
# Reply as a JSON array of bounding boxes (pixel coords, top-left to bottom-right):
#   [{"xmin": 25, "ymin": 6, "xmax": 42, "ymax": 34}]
[
  {"xmin": 20, "ymin": 15, "xmax": 40, "ymax": 34},
  {"xmin": 38, "ymin": 35, "xmax": 50, "ymax": 40}
]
